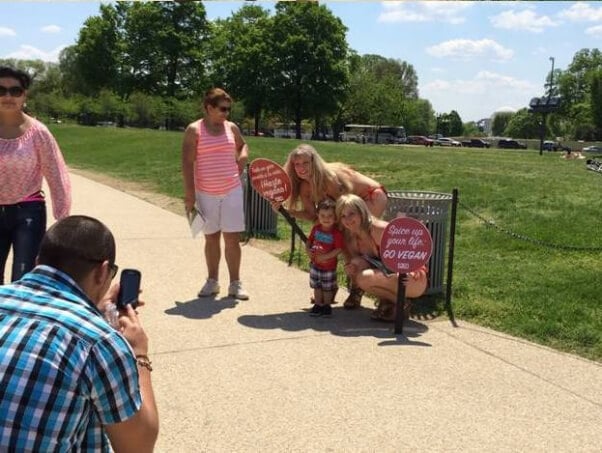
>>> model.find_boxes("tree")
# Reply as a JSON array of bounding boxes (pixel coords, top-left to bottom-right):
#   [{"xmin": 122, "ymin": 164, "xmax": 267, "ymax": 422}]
[
  {"xmin": 404, "ymin": 98, "xmax": 434, "ymax": 135},
  {"xmin": 126, "ymin": 92, "xmax": 163, "ymax": 128},
  {"xmin": 556, "ymin": 48, "xmax": 602, "ymax": 138},
  {"xmin": 120, "ymin": 1, "xmax": 210, "ymax": 100},
  {"xmin": 339, "ymin": 53, "xmax": 420, "ymax": 136},
  {"xmin": 447, "ymin": 110, "xmax": 463, "ymax": 136},
  {"xmin": 97, "ymin": 89, "xmax": 125, "ymax": 123},
  {"xmin": 491, "ymin": 112, "xmax": 514, "ymax": 136},
  {"xmin": 558, "ymin": 49, "xmax": 602, "ymax": 108},
  {"xmin": 269, "ymin": 1, "xmax": 349, "ymax": 139},
  {"xmin": 571, "ymin": 103, "xmax": 596, "ymax": 140},
  {"xmin": 463, "ymin": 121, "xmax": 481, "ymax": 136},
  {"xmin": 505, "ymin": 108, "xmax": 542, "ymax": 139},
  {"xmin": 69, "ymin": 4, "xmax": 121, "ymax": 96},
  {"xmin": 65, "ymin": 2, "xmax": 210, "ymax": 105},
  {"xmin": 0, "ymin": 58, "xmax": 48, "ymax": 82},
  {"xmin": 209, "ymin": 5, "xmax": 273, "ymax": 135},
  {"xmin": 590, "ymin": 70, "xmax": 602, "ymax": 139}
]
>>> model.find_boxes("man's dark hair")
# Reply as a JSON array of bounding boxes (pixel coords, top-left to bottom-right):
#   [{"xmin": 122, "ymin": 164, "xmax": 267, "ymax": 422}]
[
  {"xmin": 0, "ymin": 66, "xmax": 32, "ymax": 89},
  {"xmin": 38, "ymin": 216, "xmax": 116, "ymax": 282}
]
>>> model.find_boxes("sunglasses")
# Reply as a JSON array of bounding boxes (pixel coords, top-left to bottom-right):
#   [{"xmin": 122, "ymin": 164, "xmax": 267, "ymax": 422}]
[
  {"xmin": 216, "ymin": 105, "xmax": 231, "ymax": 113},
  {"xmin": 0, "ymin": 86, "xmax": 25, "ymax": 97},
  {"xmin": 83, "ymin": 257, "xmax": 119, "ymax": 279},
  {"xmin": 109, "ymin": 263, "xmax": 119, "ymax": 279}
]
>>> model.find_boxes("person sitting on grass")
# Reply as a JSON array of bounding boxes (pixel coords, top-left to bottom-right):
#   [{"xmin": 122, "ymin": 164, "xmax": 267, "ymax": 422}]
[
  {"xmin": 336, "ymin": 194, "xmax": 428, "ymax": 322},
  {"xmin": 307, "ymin": 198, "xmax": 344, "ymax": 318}
]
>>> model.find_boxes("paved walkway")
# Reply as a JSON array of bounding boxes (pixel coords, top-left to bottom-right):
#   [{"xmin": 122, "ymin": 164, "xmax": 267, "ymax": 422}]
[{"xmin": 16, "ymin": 173, "xmax": 602, "ymax": 451}]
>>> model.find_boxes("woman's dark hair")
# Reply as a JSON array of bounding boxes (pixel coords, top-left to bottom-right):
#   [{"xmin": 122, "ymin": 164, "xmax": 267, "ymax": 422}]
[
  {"xmin": 0, "ymin": 66, "xmax": 32, "ymax": 89},
  {"xmin": 38, "ymin": 215, "xmax": 116, "ymax": 283}
]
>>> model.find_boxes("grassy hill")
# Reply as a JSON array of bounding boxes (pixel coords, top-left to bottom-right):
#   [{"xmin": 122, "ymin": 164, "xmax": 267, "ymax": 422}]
[{"xmin": 52, "ymin": 124, "xmax": 602, "ymax": 361}]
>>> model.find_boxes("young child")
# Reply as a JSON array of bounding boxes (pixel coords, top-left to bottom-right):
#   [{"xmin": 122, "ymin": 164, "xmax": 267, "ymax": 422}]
[{"xmin": 306, "ymin": 198, "xmax": 344, "ymax": 317}]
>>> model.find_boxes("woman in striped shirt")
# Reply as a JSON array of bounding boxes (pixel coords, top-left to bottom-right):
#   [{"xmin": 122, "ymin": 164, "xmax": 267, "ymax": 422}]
[
  {"xmin": 0, "ymin": 66, "xmax": 71, "ymax": 284},
  {"xmin": 182, "ymin": 88, "xmax": 250, "ymax": 300}
]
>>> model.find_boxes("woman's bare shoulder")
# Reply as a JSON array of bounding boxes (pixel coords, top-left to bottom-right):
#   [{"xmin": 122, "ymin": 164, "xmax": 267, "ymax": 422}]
[
  {"xmin": 371, "ymin": 218, "xmax": 388, "ymax": 239},
  {"xmin": 186, "ymin": 119, "xmax": 202, "ymax": 132}
]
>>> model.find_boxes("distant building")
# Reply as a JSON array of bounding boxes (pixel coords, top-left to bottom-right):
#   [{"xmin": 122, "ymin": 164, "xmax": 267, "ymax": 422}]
[{"xmin": 477, "ymin": 118, "xmax": 492, "ymax": 134}]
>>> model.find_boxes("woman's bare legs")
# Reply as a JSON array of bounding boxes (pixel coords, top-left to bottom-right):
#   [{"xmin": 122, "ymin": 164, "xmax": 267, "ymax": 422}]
[
  {"xmin": 223, "ymin": 231, "xmax": 242, "ymax": 283},
  {"xmin": 355, "ymin": 267, "xmax": 428, "ymax": 300},
  {"xmin": 343, "ymin": 256, "xmax": 371, "ymax": 309},
  {"xmin": 204, "ymin": 231, "xmax": 222, "ymax": 280}
]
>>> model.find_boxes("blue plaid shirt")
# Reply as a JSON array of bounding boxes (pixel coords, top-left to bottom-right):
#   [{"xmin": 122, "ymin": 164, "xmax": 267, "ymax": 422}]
[{"xmin": 0, "ymin": 265, "xmax": 141, "ymax": 452}]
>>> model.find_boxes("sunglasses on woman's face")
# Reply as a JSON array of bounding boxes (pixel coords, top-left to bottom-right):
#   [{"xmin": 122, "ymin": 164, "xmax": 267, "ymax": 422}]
[
  {"xmin": 0, "ymin": 86, "xmax": 25, "ymax": 97},
  {"xmin": 216, "ymin": 105, "xmax": 231, "ymax": 113}
]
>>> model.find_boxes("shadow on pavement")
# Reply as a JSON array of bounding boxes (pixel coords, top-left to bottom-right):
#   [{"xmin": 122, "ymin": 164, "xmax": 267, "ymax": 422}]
[
  {"xmin": 164, "ymin": 296, "xmax": 239, "ymax": 319},
  {"xmin": 238, "ymin": 306, "xmax": 431, "ymax": 347}
]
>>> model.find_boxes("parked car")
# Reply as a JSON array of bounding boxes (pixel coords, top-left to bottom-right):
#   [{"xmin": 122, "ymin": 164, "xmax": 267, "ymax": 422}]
[
  {"xmin": 583, "ymin": 145, "xmax": 602, "ymax": 153},
  {"xmin": 435, "ymin": 137, "xmax": 461, "ymax": 147},
  {"xmin": 406, "ymin": 135, "xmax": 434, "ymax": 147},
  {"xmin": 461, "ymin": 138, "xmax": 490, "ymax": 148},
  {"xmin": 498, "ymin": 139, "xmax": 527, "ymax": 149},
  {"xmin": 542, "ymin": 140, "xmax": 570, "ymax": 152}
]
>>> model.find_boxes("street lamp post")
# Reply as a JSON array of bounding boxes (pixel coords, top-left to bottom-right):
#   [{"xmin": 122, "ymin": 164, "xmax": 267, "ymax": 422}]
[
  {"xmin": 529, "ymin": 57, "xmax": 560, "ymax": 156},
  {"xmin": 548, "ymin": 57, "xmax": 555, "ymax": 98}
]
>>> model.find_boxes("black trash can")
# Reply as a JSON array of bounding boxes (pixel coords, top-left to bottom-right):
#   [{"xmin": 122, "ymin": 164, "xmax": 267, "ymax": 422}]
[
  {"xmin": 384, "ymin": 191, "xmax": 453, "ymax": 295},
  {"xmin": 242, "ymin": 169, "xmax": 277, "ymax": 237}
]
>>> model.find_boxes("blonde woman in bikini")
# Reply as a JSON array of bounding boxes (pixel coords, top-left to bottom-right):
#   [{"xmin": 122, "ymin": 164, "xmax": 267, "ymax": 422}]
[
  {"xmin": 280, "ymin": 144, "xmax": 388, "ymax": 308},
  {"xmin": 336, "ymin": 194, "xmax": 427, "ymax": 322},
  {"xmin": 282, "ymin": 143, "xmax": 387, "ymax": 222}
]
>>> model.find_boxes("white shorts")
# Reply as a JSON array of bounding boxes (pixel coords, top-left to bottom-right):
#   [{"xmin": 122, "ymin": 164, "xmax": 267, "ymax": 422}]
[{"xmin": 195, "ymin": 185, "xmax": 245, "ymax": 235}]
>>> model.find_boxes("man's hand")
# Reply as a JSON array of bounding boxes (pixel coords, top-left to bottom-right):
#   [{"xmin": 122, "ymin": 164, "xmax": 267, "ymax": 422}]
[{"xmin": 119, "ymin": 305, "xmax": 149, "ymax": 357}]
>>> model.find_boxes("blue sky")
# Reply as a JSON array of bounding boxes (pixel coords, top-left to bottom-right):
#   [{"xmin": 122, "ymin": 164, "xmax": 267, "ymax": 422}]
[{"xmin": 2, "ymin": 1, "xmax": 601, "ymax": 122}]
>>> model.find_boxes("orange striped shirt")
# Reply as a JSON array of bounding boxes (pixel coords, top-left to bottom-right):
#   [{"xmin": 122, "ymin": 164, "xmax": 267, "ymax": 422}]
[{"xmin": 194, "ymin": 120, "xmax": 241, "ymax": 195}]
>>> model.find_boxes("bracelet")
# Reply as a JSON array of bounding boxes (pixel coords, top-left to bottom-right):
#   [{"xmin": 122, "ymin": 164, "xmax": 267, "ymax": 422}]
[{"xmin": 135, "ymin": 354, "xmax": 153, "ymax": 372}]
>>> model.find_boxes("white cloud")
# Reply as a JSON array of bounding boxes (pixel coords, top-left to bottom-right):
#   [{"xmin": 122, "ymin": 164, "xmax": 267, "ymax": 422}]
[
  {"xmin": 490, "ymin": 10, "xmax": 558, "ymax": 33},
  {"xmin": 5, "ymin": 44, "xmax": 67, "ymax": 63},
  {"xmin": 473, "ymin": 71, "xmax": 535, "ymax": 91},
  {"xmin": 426, "ymin": 39, "xmax": 513, "ymax": 61},
  {"xmin": 0, "ymin": 26, "xmax": 16, "ymax": 37},
  {"xmin": 585, "ymin": 24, "xmax": 602, "ymax": 37},
  {"xmin": 532, "ymin": 46, "xmax": 549, "ymax": 57},
  {"xmin": 558, "ymin": 3, "xmax": 602, "ymax": 22},
  {"xmin": 41, "ymin": 25, "xmax": 62, "ymax": 34},
  {"xmin": 379, "ymin": 1, "xmax": 472, "ymax": 25},
  {"xmin": 421, "ymin": 71, "xmax": 537, "ymax": 120}
]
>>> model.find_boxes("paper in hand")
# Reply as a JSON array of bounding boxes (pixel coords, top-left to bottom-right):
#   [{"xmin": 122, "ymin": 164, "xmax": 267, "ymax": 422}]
[{"xmin": 187, "ymin": 208, "xmax": 206, "ymax": 238}]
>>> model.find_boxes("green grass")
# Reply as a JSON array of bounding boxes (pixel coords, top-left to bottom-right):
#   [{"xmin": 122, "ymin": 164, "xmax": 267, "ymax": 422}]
[{"xmin": 52, "ymin": 124, "xmax": 602, "ymax": 361}]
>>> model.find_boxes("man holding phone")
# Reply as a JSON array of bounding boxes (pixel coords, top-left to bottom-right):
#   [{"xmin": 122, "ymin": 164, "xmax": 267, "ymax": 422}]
[{"xmin": 0, "ymin": 215, "xmax": 158, "ymax": 452}]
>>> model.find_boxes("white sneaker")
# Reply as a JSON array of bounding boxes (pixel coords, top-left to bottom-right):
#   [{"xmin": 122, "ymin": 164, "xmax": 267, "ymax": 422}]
[
  {"xmin": 228, "ymin": 280, "xmax": 249, "ymax": 300},
  {"xmin": 198, "ymin": 279, "xmax": 220, "ymax": 297}
]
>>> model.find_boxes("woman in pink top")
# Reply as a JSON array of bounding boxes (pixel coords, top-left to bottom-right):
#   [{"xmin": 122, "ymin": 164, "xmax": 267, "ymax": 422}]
[
  {"xmin": 0, "ymin": 66, "xmax": 71, "ymax": 283},
  {"xmin": 182, "ymin": 88, "xmax": 250, "ymax": 300}
]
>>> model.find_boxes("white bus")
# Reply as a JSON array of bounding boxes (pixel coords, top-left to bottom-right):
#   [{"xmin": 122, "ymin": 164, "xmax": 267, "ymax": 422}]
[{"xmin": 340, "ymin": 124, "xmax": 406, "ymax": 144}]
